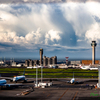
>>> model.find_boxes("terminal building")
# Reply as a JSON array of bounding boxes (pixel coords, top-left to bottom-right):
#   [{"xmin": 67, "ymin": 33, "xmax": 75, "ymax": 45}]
[
  {"xmin": 43, "ymin": 56, "xmax": 57, "ymax": 66},
  {"xmin": 70, "ymin": 61, "xmax": 81, "ymax": 65},
  {"xmin": 25, "ymin": 59, "xmax": 39, "ymax": 67},
  {"xmin": 25, "ymin": 56, "xmax": 57, "ymax": 67},
  {"xmin": 69, "ymin": 60, "xmax": 100, "ymax": 65},
  {"xmin": 81, "ymin": 60, "xmax": 100, "ymax": 65},
  {"xmin": 25, "ymin": 48, "xmax": 57, "ymax": 67}
]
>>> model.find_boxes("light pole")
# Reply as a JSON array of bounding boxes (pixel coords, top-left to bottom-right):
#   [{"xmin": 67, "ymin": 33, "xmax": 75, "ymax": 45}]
[
  {"xmin": 36, "ymin": 65, "xmax": 38, "ymax": 87},
  {"xmin": 41, "ymin": 66, "xmax": 43, "ymax": 83}
]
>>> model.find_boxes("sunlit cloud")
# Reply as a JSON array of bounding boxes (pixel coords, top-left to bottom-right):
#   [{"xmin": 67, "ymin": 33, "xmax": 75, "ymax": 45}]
[
  {"xmin": 1, "ymin": 0, "xmax": 100, "ymax": 4},
  {"xmin": 0, "ymin": 2, "xmax": 100, "ymax": 58}
]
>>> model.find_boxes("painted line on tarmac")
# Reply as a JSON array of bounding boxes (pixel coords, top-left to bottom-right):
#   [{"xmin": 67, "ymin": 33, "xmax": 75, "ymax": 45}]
[
  {"xmin": 43, "ymin": 91, "xmax": 50, "ymax": 97},
  {"xmin": 42, "ymin": 91, "xmax": 51, "ymax": 98},
  {"xmin": 58, "ymin": 89, "xmax": 69, "ymax": 100},
  {"xmin": 47, "ymin": 94, "xmax": 50, "ymax": 97},
  {"xmin": 72, "ymin": 91, "xmax": 78, "ymax": 100}
]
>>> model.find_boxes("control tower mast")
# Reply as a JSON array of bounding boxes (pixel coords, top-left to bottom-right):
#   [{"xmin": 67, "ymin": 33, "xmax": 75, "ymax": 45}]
[{"xmin": 91, "ymin": 41, "xmax": 97, "ymax": 65}]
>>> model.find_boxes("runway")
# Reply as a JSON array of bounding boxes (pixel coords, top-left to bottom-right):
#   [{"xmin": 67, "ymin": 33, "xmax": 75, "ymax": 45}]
[{"xmin": 0, "ymin": 78, "xmax": 100, "ymax": 100}]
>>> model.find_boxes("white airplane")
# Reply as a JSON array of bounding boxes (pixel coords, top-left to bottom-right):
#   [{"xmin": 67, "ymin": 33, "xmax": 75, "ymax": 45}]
[
  {"xmin": 11, "ymin": 75, "xmax": 27, "ymax": 83},
  {"xmin": 80, "ymin": 64, "xmax": 91, "ymax": 70},
  {"xmin": 67, "ymin": 72, "xmax": 76, "ymax": 84},
  {"xmin": 89, "ymin": 67, "xmax": 98, "ymax": 70},
  {"xmin": 0, "ymin": 79, "xmax": 7, "ymax": 86},
  {"xmin": 58, "ymin": 73, "xmax": 83, "ymax": 84},
  {"xmin": 0, "ymin": 69, "xmax": 27, "ymax": 83},
  {"xmin": 0, "ymin": 79, "xmax": 23, "ymax": 88},
  {"xmin": 10, "ymin": 69, "xmax": 27, "ymax": 82},
  {"xmin": 27, "ymin": 66, "xmax": 42, "ymax": 69},
  {"xmin": 27, "ymin": 66, "xmax": 34, "ymax": 69}
]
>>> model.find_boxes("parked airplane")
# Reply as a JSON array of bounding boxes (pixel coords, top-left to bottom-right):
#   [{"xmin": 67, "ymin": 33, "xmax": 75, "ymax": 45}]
[
  {"xmin": 27, "ymin": 66, "xmax": 42, "ymax": 69},
  {"xmin": 27, "ymin": 66, "xmax": 36, "ymax": 68},
  {"xmin": 80, "ymin": 65, "xmax": 91, "ymax": 70},
  {"xmin": 58, "ymin": 72, "xmax": 84, "ymax": 84},
  {"xmin": 0, "ymin": 79, "xmax": 7, "ymax": 86},
  {"xmin": 89, "ymin": 67, "xmax": 98, "ymax": 70},
  {"xmin": 0, "ymin": 69, "xmax": 27, "ymax": 83},
  {"xmin": 0, "ymin": 79, "xmax": 23, "ymax": 88},
  {"xmin": 11, "ymin": 75, "xmax": 27, "ymax": 83},
  {"xmin": 67, "ymin": 73, "xmax": 75, "ymax": 84},
  {"xmin": 66, "ymin": 72, "xmax": 81, "ymax": 84},
  {"xmin": 10, "ymin": 69, "xmax": 27, "ymax": 82}
]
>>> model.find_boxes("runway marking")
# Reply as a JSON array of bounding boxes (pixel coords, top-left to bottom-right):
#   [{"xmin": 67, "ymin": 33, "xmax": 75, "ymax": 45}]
[
  {"xmin": 73, "ymin": 91, "xmax": 78, "ymax": 100},
  {"xmin": 43, "ymin": 91, "xmax": 50, "ymax": 97},
  {"xmin": 58, "ymin": 89, "xmax": 69, "ymax": 100},
  {"xmin": 47, "ymin": 94, "xmax": 50, "ymax": 97}
]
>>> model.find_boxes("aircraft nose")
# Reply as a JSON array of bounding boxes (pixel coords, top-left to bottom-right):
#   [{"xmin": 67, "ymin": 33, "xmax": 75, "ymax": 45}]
[
  {"xmin": 13, "ymin": 77, "xmax": 16, "ymax": 82},
  {"xmin": 13, "ymin": 78, "xmax": 15, "ymax": 82}
]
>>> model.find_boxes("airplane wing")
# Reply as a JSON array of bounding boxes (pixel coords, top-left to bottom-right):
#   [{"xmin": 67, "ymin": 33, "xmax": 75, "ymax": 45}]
[
  {"xmin": 0, "ymin": 77, "xmax": 12, "ymax": 79},
  {"xmin": 57, "ymin": 79, "xmax": 70, "ymax": 83},
  {"xmin": 57, "ymin": 79, "xmax": 85, "ymax": 84},
  {"xmin": 67, "ymin": 81, "xmax": 71, "ymax": 83},
  {"xmin": 0, "ymin": 77, "xmax": 13, "ymax": 81},
  {"xmin": 0, "ymin": 83, "xmax": 31, "ymax": 89},
  {"xmin": 7, "ymin": 83, "xmax": 24, "ymax": 87},
  {"xmin": 66, "ymin": 80, "xmax": 84, "ymax": 84},
  {"xmin": 74, "ymin": 80, "xmax": 85, "ymax": 84}
]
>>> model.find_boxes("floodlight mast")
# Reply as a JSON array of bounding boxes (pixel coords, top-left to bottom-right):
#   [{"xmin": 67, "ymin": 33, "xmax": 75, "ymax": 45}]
[
  {"xmin": 36, "ymin": 65, "xmax": 38, "ymax": 87},
  {"xmin": 41, "ymin": 66, "xmax": 43, "ymax": 83},
  {"xmin": 39, "ymin": 48, "xmax": 43, "ymax": 83}
]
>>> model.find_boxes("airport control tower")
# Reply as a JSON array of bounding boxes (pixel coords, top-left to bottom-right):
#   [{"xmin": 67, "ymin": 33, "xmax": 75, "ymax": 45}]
[
  {"xmin": 91, "ymin": 41, "xmax": 97, "ymax": 65},
  {"xmin": 40, "ymin": 48, "xmax": 43, "ymax": 66}
]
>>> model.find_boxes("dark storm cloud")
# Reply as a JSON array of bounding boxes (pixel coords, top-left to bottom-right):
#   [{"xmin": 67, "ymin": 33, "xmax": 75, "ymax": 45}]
[
  {"xmin": 47, "ymin": 7, "xmax": 77, "ymax": 46},
  {"xmin": 0, "ymin": 42, "xmax": 89, "ymax": 52},
  {"xmin": 94, "ymin": 16, "xmax": 100, "ymax": 22},
  {"xmin": 67, "ymin": 48, "xmax": 90, "ymax": 51},
  {"xmin": 0, "ymin": 3, "xmax": 100, "ymax": 59},
  {"xmin": 44, "ymin": 44, "xmax": 91, "ymax": 52},
  {"xmin": 0, "ymin": 42, "xmax": 27, "ymax": 52},
  {"xmin": 0, "ymin": 17, "xmax": 3, "ymax": 21},
  {"xmin": 0, "ymin": 0, "xmax": 100, "ymax": 4}
]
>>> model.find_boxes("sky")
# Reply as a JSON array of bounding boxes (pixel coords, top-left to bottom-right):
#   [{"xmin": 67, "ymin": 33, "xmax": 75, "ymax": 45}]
[{"xmin": 0, "ymin": 0, "xmax": 100, "ymax": 60}]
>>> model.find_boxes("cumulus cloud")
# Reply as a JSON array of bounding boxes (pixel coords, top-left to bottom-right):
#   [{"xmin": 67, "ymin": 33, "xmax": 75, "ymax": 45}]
[
  {"xmin": 58, "ymin": 2, "xmax": 100, "ymax": 46},
  {"xmin": 77, "ymin": 39, "xmax": 84, "ymax": 42},
  {"xmin": 25, "ymin": 28, "xmax": 43, "ymax": 44},
  {"xmin": 0, "ymin": 0, "xmax": 100, "ymax": 4},
  {"xmin": 0, "ymin": 3, "xmax": 100, "ymax": 58},
  {"xmin": 85, "ymin": 23, "xmax": 100, "ymax": 42},
  {"xmin": 45, "ymin": 30, "xmax": 61, "ymax": 44},
  {"xmin": 60, "ymin": 3, "xmax": 93, "ymax": 38},
  {"xmin": 0, "ymin": 28, "xmax": 62, "ymax": 50}
]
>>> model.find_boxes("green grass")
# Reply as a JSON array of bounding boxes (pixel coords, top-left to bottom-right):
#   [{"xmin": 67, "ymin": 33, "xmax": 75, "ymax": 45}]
[
  {"xmin": 0, "ymin": 68, "xmax": 98, "ymax": 72},
  {"xmin": 0, "ymin": 68, "xmax": 98, "ymax": 78}
]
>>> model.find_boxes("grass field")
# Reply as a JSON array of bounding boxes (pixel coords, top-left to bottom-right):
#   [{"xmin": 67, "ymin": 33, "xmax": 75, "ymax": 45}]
[{"xmin": 0, "ymin": 68, "xmax": 98, "ymax": 78}]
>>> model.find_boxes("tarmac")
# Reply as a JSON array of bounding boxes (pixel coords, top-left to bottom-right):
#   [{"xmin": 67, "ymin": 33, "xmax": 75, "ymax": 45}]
[{"xmin": 0, "ymin": 78, "xmax": 100, "ymax": 100}]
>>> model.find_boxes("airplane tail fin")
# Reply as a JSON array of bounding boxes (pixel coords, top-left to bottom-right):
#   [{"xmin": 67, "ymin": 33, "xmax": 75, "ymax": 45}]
[
  {"xmin": 79, "ymin": 64, "xmax": 82, "ymax": 68},
  {"xmin": 23, "ymin": 68, "xmax": 25, "ymax": 75},
  {"xmin": 73, "ymin": 72, "xmax": 74, "ymax": 78}
]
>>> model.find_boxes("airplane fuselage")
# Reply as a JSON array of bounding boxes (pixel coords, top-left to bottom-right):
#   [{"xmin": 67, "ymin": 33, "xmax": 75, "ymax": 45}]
[
  {"xmin": 0, "ymin": 79, "xmax": 7, "ymax": 85},
  {"xmin": 70, "ymin": 78, "xmax": 75, "ymax": 84},
  {"xmin": 13, "ymin": 75, "xmax": 26, "ymax": 82},
  {"xmin": 80, "ymin": 65, "xmax": 90, "ymax": 70}
]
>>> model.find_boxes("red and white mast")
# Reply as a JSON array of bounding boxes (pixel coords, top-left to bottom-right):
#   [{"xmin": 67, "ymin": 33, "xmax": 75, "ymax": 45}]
[{"xmin": 65, "ymin": 57, "xmax": 69, "ymax": 65}]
